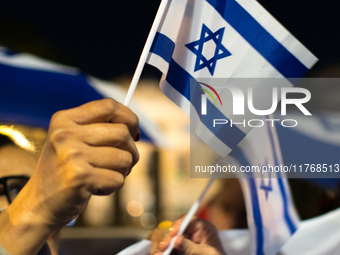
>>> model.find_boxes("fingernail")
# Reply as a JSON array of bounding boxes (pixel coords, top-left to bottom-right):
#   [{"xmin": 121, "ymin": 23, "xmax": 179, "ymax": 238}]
[
  {"xmin": 159, "ymin": 241, "xmax": 165, "ymax": 250},
  {"xmin": 160, "ymin": 241, "xmax": 168, "ymax": 250},
  {"xmin": 169, "ymin": 227, "xmax": 174, "ymax": 232}
]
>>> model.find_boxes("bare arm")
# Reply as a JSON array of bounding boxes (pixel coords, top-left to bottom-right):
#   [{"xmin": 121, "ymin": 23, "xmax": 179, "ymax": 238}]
[{"xmin": 0, "ymin": 99, "xmax": 139, "ymax": 255}]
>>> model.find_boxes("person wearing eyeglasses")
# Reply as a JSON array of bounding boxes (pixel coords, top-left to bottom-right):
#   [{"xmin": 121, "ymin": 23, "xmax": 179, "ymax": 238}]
[
  {"xmin": 0, "ymin": 127, "xmax": 67, "ymax": 255},
  {"xmin": 0, "ymin": 99, "xmax": 140, "ymax": 255},
  {"xmin": 0, "ymin": 130, "xmax": 41, "ymax": 253},
  {"xmin": 0, "ymin": 176, "xmax": 30, "ymax": 209},
  {"xmin": 0, "ymin": 138, "xmax": 33, "ymax": 210}
]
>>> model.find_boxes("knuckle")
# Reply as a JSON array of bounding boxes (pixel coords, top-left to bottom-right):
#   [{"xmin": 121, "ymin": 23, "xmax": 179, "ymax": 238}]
[
  {"xmin": 119, "ymin": 151, "xmax": 133, "ymax": 168},
  {"xmin": 114, "ymin": 173, "xmax": 125, "ymax": 188},
  {"xmin": 49, "ymin": 127, "xmax": 73, "ymax": 145},
  {"xmin": 117, "ymin": 124, "xmax": 130, "ymax": 140},
  {"xmin": 68, "ymin": 171, "xmax": 91, "ymax": 194},
  {"xmin": 64, "ymin": 148, "xmax": 85, "ymax": 162},
  {"xmin": 130, "ymin": 111, "xmax": 139, "ymax": 129},
  {"xmin": 50, "ymin": 131, "xmax": 86, "ymax": 163},
  {"xmin": 65, "ymin": 162, "xmax": 89, "ymax": 184},
  {"xmin": 99, "ymin": 98, "xmax": 119, "ymax": 115},
  {"xmin": 50, "ymin": 110, "xmax": 67, "ymax": 126},
  {"xmin": 57, "ymin": 148, "xmax": 87, "ymax": 175}
]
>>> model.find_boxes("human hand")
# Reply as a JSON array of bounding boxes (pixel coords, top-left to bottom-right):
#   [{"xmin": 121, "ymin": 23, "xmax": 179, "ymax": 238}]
[
  {"xmin": 0, "ymin": 99, "xmax": 139, "ymax": 254},
  {"xmin": 151, "ymin": 217, "xmax": 227, "ymax": 255},
  {"xmin": 149, "ymin": 228, "xmax": 165, "ymax": 254}
]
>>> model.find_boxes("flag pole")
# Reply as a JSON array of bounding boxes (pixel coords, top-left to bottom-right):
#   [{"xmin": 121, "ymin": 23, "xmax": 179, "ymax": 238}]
[
  {"xmin": 124, "ymin": 0, "xmax": 169, "ymax": 106},
  {"xmin": 163, "ymin": 172, "xmax": 219, "ymax": 255}
]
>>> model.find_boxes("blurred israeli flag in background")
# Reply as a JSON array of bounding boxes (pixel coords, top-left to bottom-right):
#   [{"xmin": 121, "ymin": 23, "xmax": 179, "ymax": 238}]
[
  {"xmin": 221, "ymin": 118, "xmax": 300, "ymax": 255},
  {"xmin": 0, "ymin": 47, "xmax": 167, "ymax": 147},
  {"xmin": 146, "ymin": 0, "xmax": 317, "ymax": 157}
]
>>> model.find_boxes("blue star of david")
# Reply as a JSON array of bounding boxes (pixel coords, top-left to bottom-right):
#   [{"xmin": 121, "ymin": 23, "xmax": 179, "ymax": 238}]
[
  {"xmin": 185, "ymin": 24, "xmax": 231, "ymax": 76},
  {"xmin": 260, "ymin": 162, "xmax": 273, "ymax": 200}
]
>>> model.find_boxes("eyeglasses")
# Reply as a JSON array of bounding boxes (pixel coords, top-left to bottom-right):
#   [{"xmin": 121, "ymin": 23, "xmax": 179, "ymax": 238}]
[{"xmin": 0, "ymin": 175, "xmax": 30, "ymax": 204}]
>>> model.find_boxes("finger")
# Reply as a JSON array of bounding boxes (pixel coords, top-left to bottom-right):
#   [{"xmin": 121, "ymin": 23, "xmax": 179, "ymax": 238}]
[
  {"xmin": 175, "ymin": 236, "xmax": 223, "ymax": 255},
  {"xmin": 171, "ymin": 216, "xmax": 198, "ymax": 239},
  {"xmin": 86, "ymin": 147, "xmax": 138, "ymax": 176},
  {"xmin": 174, "ymin": 235, "xmax": 201, "ymax": 254},
  {"xmin": 86, "ymin": 167, "xmax": 126, "ymax": 195},
  {"xmin": 60, "ymin": 99, "xmax": 140, "ymax": 140},
  {"xmin": 77, "ymin": 123, "xmax": 138, "ymax": 153},
  {"xmin": 80, "ymin": 126, "xmax": 139, "ymax": 168},
  {"xmin": 192, "ymin": 220, "xmax": 218, "ymax": 245},
  {"xmin": 160, "ymin": 235, "xmax": 172, "ymax": 251},
  {"xmin": 183, "ymin": 218, "xmax": 205, "ymax": 242},
  {"xmin": 169, "ymin": 218, "xmax": 184, "ymax": 237},
  {"xmin": 148, "ymin": 228, "xmax": 164, "ymax": 254},
  {"xmin": 47, "ymin": 123, "xmax": 139, "ymax": 171},
  {"xmin": 183, "ymin": 218, "xmax": 219, "ymax": 245}
]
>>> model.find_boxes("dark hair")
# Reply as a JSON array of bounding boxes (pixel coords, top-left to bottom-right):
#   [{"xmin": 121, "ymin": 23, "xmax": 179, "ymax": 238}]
[{"xmin": 0, "ymin": 134, "xmax": 15, "ymax": 148}]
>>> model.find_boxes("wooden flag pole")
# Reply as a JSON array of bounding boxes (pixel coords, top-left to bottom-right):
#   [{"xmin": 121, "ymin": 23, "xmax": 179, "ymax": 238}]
[{"xmin": 124, "ymin": 0, "xmax": 169, "ymax": 106}]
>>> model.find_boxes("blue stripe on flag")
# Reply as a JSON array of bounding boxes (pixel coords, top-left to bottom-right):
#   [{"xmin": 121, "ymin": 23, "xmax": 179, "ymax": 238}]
[
  {"xmin": 166, "ymin": 59, "xmax": 246, "ymax": 149},
  {"xmin": 206, "ymin": 0, "xmax": 308, "ymax": 78},
  {"xmin": 0, "ymin": 63, "xmax": 103, "ymax": 128},
  {"xmin": 230, "ymin": 147, "xmax": 264, "ymax": 255},
  {"xmin": 150, "ymin": 32, "xmax": 175, "ymax": 64},
  {"xmin": 266, "ymin": 120, "xmax": 297, "ymax": 234},
  {"xmin": 248, "ymin": 178, "xmax": 265, "ymax": 255},
  {"xmin": 0, "ymin": 52, "xmax": 157, "ymax": 144}
]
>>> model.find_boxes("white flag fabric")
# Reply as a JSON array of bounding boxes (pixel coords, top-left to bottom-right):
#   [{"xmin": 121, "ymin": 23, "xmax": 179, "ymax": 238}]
[
  {"xmin": 146, "ymin": 0, "xmax": 317, "ymax": 157},
  {"xmin": 279, "ymin": 207, "xmax": 340, "ymax": 255},
  {"xmin": 116, "ymin": 240, "xmax": 151, "ymax": 255},
  {"xmin": 220, "ymin": 207, "xmax": 340, "ymax": 255},
  {"xmin": 220, "ymin": 118, "xmax": 299, "ymax": 255},
  {"xmin": 118, "ymin": 207, "xmax": 340, "ymax": 255},
  {"xmin": 218, "ymin": 207, "xmax": 340, "ymax": 255}
]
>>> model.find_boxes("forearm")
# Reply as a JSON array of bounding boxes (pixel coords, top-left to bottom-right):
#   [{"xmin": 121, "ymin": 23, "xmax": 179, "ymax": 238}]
[{"xmin": 0, "ymin": 186, "xmax": 54, "ymax": 255}]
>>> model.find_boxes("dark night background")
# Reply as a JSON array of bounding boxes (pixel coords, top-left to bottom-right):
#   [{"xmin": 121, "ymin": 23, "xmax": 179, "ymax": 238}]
[{"xmin": 0, "ymin": 0, "xmax": 339, "ymax": 80}]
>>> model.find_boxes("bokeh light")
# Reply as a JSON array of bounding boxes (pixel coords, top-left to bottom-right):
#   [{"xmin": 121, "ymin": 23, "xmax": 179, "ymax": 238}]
[
  {"xmin": 140, "ymin": 213, "xmax": 157, "ymax": 229},
  {"xmin": 127, "ymin": 200, "xmax": 144, "ymax": 217}
]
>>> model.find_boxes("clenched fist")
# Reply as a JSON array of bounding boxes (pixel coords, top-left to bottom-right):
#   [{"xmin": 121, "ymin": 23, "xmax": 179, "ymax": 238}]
[{"xmin": 0, "ymin": 99, "xmax": 140, "ymax": 255}]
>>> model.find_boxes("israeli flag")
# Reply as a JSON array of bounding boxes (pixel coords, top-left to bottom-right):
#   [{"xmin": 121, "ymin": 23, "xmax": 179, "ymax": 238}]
[
  {"xmin": 221, "ymin": 118, "xmax": 299, "ymax": 255},
  {"xmin": 117, "ymin": 207, "xmax": 340, "ymax": 255},
  {"xmin": 146, "ymin": 0, "xmax": 317, "ymax": 157}
]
